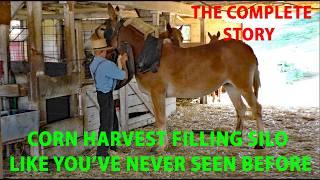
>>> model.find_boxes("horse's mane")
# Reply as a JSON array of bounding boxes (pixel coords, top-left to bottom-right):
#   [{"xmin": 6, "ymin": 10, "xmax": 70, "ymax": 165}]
[{"xmin": 123, "ymin": 18, "xmax": 158, "ymax": 39}]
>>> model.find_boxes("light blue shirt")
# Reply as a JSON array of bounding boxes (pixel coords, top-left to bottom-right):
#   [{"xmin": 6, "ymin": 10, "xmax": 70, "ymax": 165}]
[{"xmin": 89, "ymin": 56, "xmax": 125, "ymax": 93}]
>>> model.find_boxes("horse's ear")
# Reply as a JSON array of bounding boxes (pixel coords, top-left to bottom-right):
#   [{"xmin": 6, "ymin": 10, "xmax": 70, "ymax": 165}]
[
  {"xmin": 179, "ymin": 25, "xmax": 183, "ymax": 31},
  {"xmin": 115, "ymin": 6, "xmax": 121, "ymax": 20},
  {"xmin": 208, "ymin": 32, "xmax": 212, "ymax": 39},
  {"xmin": 217, "ymin": 31, "xmax": 220, "ymax": 38},
  {"xmin": 107, "ymin": 3, "xmax": 117, "ymax": 21},
  {"xmin": 166, "ymin": 23, "xmax": 172, "ymax": 33},
  {"xmin": 115, "ymin": 6, "xmax": 120, "ymax": 12}
]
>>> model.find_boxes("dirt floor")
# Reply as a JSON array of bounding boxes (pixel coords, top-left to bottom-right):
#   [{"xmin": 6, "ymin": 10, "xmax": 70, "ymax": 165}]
[{"xmin": 3, "ymin": 99, "xmax": 320, "ymax": 179}]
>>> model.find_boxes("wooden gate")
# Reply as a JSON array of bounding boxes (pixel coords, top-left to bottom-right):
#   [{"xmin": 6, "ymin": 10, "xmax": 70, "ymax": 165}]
[{"xmin": 82, "ymin": 78, "xmax": 176, "ymax": 132}]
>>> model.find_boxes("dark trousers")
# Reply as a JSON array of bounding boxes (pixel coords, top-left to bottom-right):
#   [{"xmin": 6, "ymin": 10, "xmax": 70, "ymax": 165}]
[{"xmin": 96, "ymin": 91, "xmax": 119, "ymax": 156}]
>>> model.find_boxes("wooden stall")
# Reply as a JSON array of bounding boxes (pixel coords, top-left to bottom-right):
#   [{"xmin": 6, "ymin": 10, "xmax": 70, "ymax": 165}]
[{"xmin": 0, "ymin": 1, "xmax": 178, "ymax": 158}]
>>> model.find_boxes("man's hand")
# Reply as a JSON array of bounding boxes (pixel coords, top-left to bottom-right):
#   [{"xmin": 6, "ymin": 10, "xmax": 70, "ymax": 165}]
[
  {"xmin": 119, "ymin": 53, "xmax": 128, "ymax": 67},
  {"xmin": 117, "ymin": 53, "xmax": 129, "ymax": 80}
]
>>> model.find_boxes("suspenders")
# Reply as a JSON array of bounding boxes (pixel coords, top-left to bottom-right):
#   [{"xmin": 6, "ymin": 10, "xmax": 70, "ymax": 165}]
[
  {"xmin": 91, "ymin": 57, "xmax": 118, "ymax": 92},
  {"xmin": 92, "ymin": 58, "xmax": 105, "ymax": 85}
]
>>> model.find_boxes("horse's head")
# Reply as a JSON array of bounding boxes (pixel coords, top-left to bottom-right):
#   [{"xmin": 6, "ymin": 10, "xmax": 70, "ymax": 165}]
[
  {"xmin": 208, "ymin": 31, "xmax": 221, "ymax": 44},
  {"xmin": 106, "ymin": 4, "xmax": 150, "ymax": 57},
  {"xmin": 160, "ymin": 23, "xmax": 183, "ymax": 47},
  {"xmin": 106, "ymin": 4, "xmax": 164, "ymax": 73},
  {"xmin": 91, "ymin": 23, "xmax": 107, "ymax": 40}
]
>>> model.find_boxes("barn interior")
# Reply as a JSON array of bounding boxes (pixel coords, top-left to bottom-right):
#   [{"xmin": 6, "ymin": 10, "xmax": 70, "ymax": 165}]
[{"xmin": 0, "ymin": 1, "xmax": 319, "ymax": 178}]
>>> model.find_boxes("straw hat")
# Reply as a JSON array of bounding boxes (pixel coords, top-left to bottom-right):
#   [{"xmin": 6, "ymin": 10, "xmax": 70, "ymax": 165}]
[{"xmin": 91, "ymin": 38, "xmax": 114, "ymax": 51}]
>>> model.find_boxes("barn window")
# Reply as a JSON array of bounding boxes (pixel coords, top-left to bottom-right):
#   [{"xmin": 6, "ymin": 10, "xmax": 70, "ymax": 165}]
[
  {"xmin": 9, "ymin": 20, "xmax": 28, "ymax": 62},
  {"xmin": 42, "ymin": 19, "xmax": 65, "ymax": 63},
  {"xmin": 177, "ymin": 25, "xmax": 191, "ymax": 43}
]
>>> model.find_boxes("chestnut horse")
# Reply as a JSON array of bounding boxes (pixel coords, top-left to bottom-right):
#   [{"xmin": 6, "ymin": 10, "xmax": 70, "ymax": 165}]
[
  {"xmin": 105, "ymin": 4, "xmax": 263, "ymax": 152},
  {"xmin": 208, "ymin": 31, "xmax": 221, "ymax": 44},
  {"xmin": 208, "ymin": 31, "xmax": 226, "ymax": 102},
  {"xmin": 159, "ymin": 23, "xmax": 183, "ymax": 47},
  {"xmin": 160, "ymin": 27, "xmax": 226, "ymax": 102}
]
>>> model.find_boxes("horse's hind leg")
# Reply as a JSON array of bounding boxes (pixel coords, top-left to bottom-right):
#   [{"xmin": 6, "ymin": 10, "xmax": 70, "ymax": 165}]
[
  {"xmin": 224, "ymin": 84, "xmax": 247, "ymax": 133},
  {"xmin": 149, "ymin": 88, "xmax": 167, "ymax": 153},
  {"xmin": 218, "ymin": 87, "xmax": 222, "ymax": 102},
  {"xmin": 241, "ymin": 88, "xmax": 264, "ymax": 149}
]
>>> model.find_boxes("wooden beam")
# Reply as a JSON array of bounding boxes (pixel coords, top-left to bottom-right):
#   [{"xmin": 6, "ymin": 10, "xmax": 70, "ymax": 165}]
[
  {"xmin": 0, "ymin": 3, "xmax": 10, "ymax": 177},
  {"xmin": 199, "ymin": 18, "xmax": 208, "ymax": 104},
  {"xmin": 128, "ymin": 82, "xmax": 154, "ymax": 115},
  {"xmin": 38, "ymin": 73, "xmax": 80, "ymax": 99},
  {"xmin": 151, "ymin": 11, "xmax": 160, "ymax": 37},
  {"xmin": 0, "ymin": 26, "xmax": 9, "ymax": 85},
  {"xmin": 75, "ymin": 21, "xmax": 86, "ymax": 120},
  {"xmin": 200, "ymin": 18, "xmax": 205, "ymax": 44},
  {"xmin": 119, "ymin": 86, "xmax": 128, "ymax": 131},
  {"xmin": 163, "ymin": 12, "xmax": 176, "ymax": 28},
  {"xmin": 64, "ymin": 1, "xmax": 76, "ymax": 74},
  {"xmin": 11, "ymin": 1, "xmax": 24, "ymax": 18},
  {"xmin": 0, "ymin": 24, "xmax": 10, "ymax": 111},
  {"xmin": 63, "ymin": 2, "xmax": 80, "ymax": 119},
  {"xmin": 90, "ymin": 1, "xmax": 195, "ymax": 17},
  {"xmin": 38, "ymin": 72, "xmax": 80, "ymax": 125},
  {"xmin": 75, "ymin": 21, "xmax": 85, "ymax": 80},
  {"xmin": 27, "ymin": 1, "xmax": 44, "ymax": 109},
  {"xmin": 13, "ymin": 8, "xmax": 138, "ymax": 20},
  {"xmin": 0, "ymin": 84, "xmax": 28, "ymax": 97}
]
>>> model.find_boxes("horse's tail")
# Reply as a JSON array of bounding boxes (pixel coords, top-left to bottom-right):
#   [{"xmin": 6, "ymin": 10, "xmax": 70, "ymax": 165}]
[
  {"xmin": 253, "ymin": 66, "xmax": 261, "ymax": 99},
  {"xmin": 246, "ymin": 44, "xmax": 261, "ymax": 99}
]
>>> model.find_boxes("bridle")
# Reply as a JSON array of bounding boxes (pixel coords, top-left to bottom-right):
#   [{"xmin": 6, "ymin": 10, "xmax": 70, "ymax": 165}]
[{"xmin": 105, "ymin": 18, "xmax": 125, "ymax": 51}]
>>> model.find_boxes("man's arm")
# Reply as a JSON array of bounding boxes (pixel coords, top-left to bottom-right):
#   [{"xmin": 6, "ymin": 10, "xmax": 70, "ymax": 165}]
[
  {"xmin": 122, "ymin": 62, "xmax": 128, "ymax": 80},
  {"xmin": 119, "ymin": 53, "xmax": 128, "ymax": 80}
]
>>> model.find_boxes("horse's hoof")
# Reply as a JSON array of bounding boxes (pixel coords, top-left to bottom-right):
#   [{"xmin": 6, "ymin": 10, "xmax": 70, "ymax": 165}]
[
  {"xmin": 150, "ymin": 146, "xmax": 158, "ymax": 153},
  {"xmin": 254, "ymin": 145, "xmax": 265, "ymax": 149},
  {"xmin": 149, "ymin": 150, "xmax": 158, "ymax": 155},
  {"xmin": 150, "ymin": 146, "xmax": 165, "ymax": 154}
]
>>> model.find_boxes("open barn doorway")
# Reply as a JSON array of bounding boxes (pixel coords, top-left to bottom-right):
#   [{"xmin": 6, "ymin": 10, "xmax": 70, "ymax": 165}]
[{"xmin": 217, "ymin": 12, "xmax": 320, "ymax": 107}]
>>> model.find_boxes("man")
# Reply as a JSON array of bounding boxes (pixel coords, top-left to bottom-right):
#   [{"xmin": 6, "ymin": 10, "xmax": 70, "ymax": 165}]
[{"xmin": 89, "ymin": 38, "xmax": 128, "ymax": 157}]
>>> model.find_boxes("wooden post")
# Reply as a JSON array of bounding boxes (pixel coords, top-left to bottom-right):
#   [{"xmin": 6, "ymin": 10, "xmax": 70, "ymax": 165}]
[
  {"xmin": 119, "ymin": 86, "xmax": 128, "ymax": 131},
  {"xmin": 26, "ymin": 1, "xmax": 43, "ymax": 157},
  {"xmin": 75, "ymin": 21, "xmax": 85, "ymax": 120},
  {"xmin": 200, "ymin": 18, "xmax": 205, "ymax": 44},
  {"xmin": 0, "ymin": 1, "xmax": 11, "ymax": 177},
  {"xmin": 75, "ymin": 21, "xmax": 84, "ymax": 74},
  {"xmin": 0, "ymin": 25, "xmax": 10, "ymax": 111},
  {"xmin": 163, "ymin": 12, "xmax": 175, "ymax": 24},
  {"xmin": 75, "ymin": 21, "xmax": 85, "ymax": 80},
  {"xmin": 151, "ymin": 11, "xmax": 160, "ymax": 37},
  {"xmin": 0, "ymin": 26, "xmax": 9, "ymax": 85},
  {"xmin": 27, "ymin": 1, "xmax": 44, "ymax": 109},
  {"xmin": 63, "ymin": 1, "xmax": 79, "ymax": 119},
  {"xmin": 63, "ymin": 1, "xmax": 76, "ymax": 74},
  {"xmin": 199, "ymin": 18, "xmax": 207, "ymax": 104}
]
